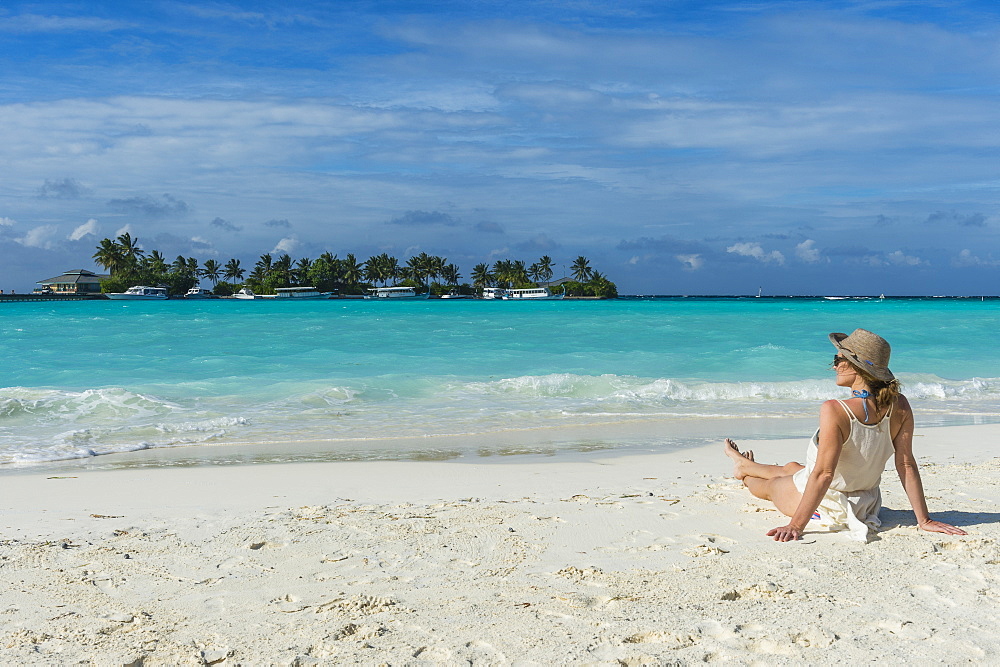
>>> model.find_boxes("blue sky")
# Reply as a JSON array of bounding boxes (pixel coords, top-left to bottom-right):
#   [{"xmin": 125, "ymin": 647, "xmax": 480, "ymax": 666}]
[{"xmin": 2, "ymin": 0, "xmax": 999, "ymax": 295}]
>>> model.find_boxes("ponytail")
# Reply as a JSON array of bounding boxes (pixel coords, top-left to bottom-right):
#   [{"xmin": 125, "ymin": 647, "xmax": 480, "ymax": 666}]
[{"xmin": 855, "ymin": 366, "xmax": 902, "ymax": 411}]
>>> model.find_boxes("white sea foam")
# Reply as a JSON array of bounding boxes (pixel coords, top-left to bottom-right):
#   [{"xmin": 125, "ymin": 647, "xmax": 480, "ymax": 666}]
[{"xmin": 4, "ymin": 373, "xmax": 1000, "ymax": 465}]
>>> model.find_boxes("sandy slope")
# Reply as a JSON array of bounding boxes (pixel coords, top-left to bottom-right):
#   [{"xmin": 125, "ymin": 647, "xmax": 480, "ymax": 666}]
[{"xmin": 1, "ymin": 427, "xmax": 998, "ymax": 665}]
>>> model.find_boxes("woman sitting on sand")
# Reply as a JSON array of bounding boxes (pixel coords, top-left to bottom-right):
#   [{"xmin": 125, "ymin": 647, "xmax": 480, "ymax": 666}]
[{"xmin": 724, "ymin": 328, "xmax": 967, "ymax": 542}]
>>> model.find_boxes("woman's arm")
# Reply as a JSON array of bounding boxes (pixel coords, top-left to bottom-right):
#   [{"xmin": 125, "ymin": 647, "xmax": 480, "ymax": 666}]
[
  {"xmin": 767, "ymin": 400, "xmax": 846, "ymax": 541},
  {"xmin": 893, "ymin": 396, "xmax": 967, "ymax": 535}
]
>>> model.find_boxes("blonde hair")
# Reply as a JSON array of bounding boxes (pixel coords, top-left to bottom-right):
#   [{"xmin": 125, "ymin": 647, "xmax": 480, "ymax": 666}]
[{"xmin": 854, "ymin": 364, "xmax": 902, "ymax": 412}]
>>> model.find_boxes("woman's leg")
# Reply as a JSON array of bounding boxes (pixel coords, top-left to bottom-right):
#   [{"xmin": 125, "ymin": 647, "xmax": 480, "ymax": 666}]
[{"xmin": 723, "ymin": 439, "xmax": 805, "ymax": 517}]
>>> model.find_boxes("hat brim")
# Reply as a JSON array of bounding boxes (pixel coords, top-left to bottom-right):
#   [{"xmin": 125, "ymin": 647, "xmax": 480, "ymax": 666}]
[{"xmin": 829, "ymin": 332, "xmax": 895, "ymax": 381}]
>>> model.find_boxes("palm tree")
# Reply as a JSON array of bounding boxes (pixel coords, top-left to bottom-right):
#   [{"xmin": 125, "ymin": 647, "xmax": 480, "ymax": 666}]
[
  {"xmin": 537, "ymin": 255, "xmax": 554, "ymax": 283},
  {"xmin": 93, "ymin": 237, "xmax": 125, "ymax": 276},
  {"xmin": 293, "ymin": 257, "xmax": 312, "ymax": 285},
  {"xmin": 406, "ymin": 252, "xmax": 435, "ymax": 288},
  {"xmin": 342, "ymin": 254, "xmax": 363, "ymax": 286},
  {"xmin": 363, "ymin": 254, "xmax": 384, "ymax": 286},
  {"xmin": 471, "ymin": 263, "xmax": 493, "ymax": 288},
  {"xmin": 272, "ymin": 254, "xmax": 293, "ymax": 286},
  {"xmin": 116, "ymin": 232, "xmax": 145, "ymax": 275},
  {"xmin": 511, "ymin": 260, "xmax": 529, "ymax": 286},
  {"xmin": 201, "ymin": 259, "xmax": 222, "ymax": 285},
  {"xmin": 492, "ymin": 259, "xmax": 513, "ymax": 287},
  {"xmin": 441, "ymin": 263, "xmax": 461, "ymax": 286},
  {"xmin": 384, "ymin": 255, "xmax": 400, "ymax": 285},
  {"xmin": 571, "ymin": 256, "xmax": 593, "ymax": 282},
  {"xmin": 528, "ymin": 262, "xmax": 542, "ymax": 283},
  {"xmin": 254, "ymin": 253, "xmax": 273, "ymax": 276},
  {"xmin": 171, "ymin": 255, "xmax": 191, "ymax": 276},
  {"xmin": 145, "ymin": 250, "xmax": 168, "ymax": 275},
  {"xmin": 224, "ymin": 258, "xmax": 244, "ymax": 282}
]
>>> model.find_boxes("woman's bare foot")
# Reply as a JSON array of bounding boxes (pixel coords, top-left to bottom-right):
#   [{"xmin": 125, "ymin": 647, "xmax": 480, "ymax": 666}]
[{"xmin": 723, "ymin": 438, "xmax": 754, "ymax": 480}]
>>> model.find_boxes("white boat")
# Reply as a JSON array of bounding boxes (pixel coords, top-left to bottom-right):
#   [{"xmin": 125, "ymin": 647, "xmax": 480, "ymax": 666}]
[
  {"xmin": 233, "ymin": 288, "xmax": 257, "ymax": 300},
  {"xmin": 105, "ymin": 285, "xmax": 169, "ymax": 300},
  {"xmin": 439, "ymin": 289, "xmax": 470, "ymax": 299},
  {"xmin": 364, "ymin": 286, "xmax": 429, "ymax": 300},
  {"xmin": 501, "ymin": 287, "xmax": 565, "ymax": 300},
  {"xmin": 481, "ymin": 287, "xmax": 506, "ymax": 300},
  {"xmin": 273, "ymin": 286, "xmax": 334, "ymax": 299},
  {"xmin": 184, "ymin": 287, "xmax": 213, "ymax": 299}
]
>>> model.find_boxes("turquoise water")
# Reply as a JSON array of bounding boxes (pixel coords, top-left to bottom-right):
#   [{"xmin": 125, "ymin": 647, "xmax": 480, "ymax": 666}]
[{"xmin": 2, "ymin": 297, "xmax": 999, "ymax": 467}]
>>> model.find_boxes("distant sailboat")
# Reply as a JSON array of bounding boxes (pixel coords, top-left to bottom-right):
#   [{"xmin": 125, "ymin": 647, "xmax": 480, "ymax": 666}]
[{"xmin": 756, "ymin": 286, "xmax": 762, "ymax": 298}]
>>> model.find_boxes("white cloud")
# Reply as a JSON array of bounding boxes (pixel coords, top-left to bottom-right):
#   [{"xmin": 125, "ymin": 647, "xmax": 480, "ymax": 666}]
[
  {"xmin": 69, "ymin": 218, "xmax": 99, "ymax": 241},
  {"xmin": 271, "ymin": 237, "xmax": 299, "ymax": 254},
  {"xmin": 953, "ymin": 249, "xmax": 1000, "ymax": 267},
  {"xmin": 191, "ymin": 236, "xmax": 219, "ymax": 256},
  {"xmin": 726, "ymin": 242, "xmax": 785, "ymax": 264},
  {"xmin": 676, "ymin": 254, "xmax": 703, "ymax": 271},
  {"xmin": 114, "ymin": 224, "xmax": 135, "ymax": 238},
  {"xmin": 0, "ymin": 217, "xmax": 15, "ymax": 227},
  {"xmin": 886, "ymin": 250, "xmax": 924, "ymax": 266},
  {"xmin": 795, "ymin": 239, "xmax": 821, "ymax": 263},
  {"xmin": 18, "ymin": 225, "xmax": 58, "ymax": 249}
]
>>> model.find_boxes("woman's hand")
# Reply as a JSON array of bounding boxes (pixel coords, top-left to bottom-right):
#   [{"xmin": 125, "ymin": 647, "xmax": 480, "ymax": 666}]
[
  {"xmin": 766, "ymin": 524, "xmax": 803, "ymax": 542},
  {"xmin": 918, "ymin": 519, "xmax": 967, "ymax": 535}
]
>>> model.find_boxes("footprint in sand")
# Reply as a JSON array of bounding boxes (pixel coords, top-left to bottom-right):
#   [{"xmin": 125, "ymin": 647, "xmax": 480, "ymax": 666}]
[
  {"xmin": 909, "ymin": 584, "xmax": 957, "ymax": 608},
  {"xmin": 623, "ymin": 630, "xmax": 698, "ymax": 649}
]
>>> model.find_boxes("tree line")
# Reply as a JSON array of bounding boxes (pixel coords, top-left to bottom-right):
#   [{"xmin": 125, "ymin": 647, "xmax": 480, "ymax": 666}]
[{"xmin": 92, "ymin": 233, "xmax": 618, "ymax": 298}]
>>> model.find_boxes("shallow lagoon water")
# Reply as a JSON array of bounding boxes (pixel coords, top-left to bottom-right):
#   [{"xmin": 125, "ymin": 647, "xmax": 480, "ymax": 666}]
[{"xmin": 2, "ymin": 297, "xmax": 999, "ymax": 469}]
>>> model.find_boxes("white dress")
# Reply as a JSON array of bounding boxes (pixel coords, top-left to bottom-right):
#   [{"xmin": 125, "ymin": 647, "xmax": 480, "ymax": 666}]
[{"xmin": 792, "ymin": 399, "xmax": 895, "ymax": 542}]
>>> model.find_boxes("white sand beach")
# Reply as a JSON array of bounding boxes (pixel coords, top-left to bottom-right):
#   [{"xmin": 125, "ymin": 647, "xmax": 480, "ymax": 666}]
[{"xmin": 2, "ymin": 424, "xmax": 998, "ymax": 665}]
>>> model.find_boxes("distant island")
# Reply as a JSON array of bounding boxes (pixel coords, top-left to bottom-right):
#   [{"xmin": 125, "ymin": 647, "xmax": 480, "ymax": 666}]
[{"xmin": 92, "ymin": 234, "xmax": 618, "ymax": 298}]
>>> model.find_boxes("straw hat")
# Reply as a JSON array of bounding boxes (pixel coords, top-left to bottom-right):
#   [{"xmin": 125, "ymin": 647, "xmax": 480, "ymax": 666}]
[{"xmin": 829, "ymin": 328, "xmax": 894, "ymax": 381}]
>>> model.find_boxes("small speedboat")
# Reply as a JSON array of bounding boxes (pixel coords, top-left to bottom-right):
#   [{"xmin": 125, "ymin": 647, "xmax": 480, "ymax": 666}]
[
  {"xmin": 184, "ymin": 287, "xmax": 214, "ymax": 299},
  {"xmin": 105, "ymin": 285, "xmax": 169, "ymax": 300},
  {"xmin": 233, "ymin": 288, "xmax": 257, "ymax": 300}
]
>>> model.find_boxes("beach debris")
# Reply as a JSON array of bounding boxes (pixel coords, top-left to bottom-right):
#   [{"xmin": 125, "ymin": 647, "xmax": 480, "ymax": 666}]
[
  {"xmin": 46, "ymin": 476, "xmax": 77, "ymax": 479},
  {"xmin": 333, "ymin": 623, "xmax": 384, "ymax": 641},
  {"xmin": 90, "ymin": 514, "xmax": 124, "ymax": 519},
  {"xmin": 314, "ymin": 594, "xmax": 397, "ymax": 616},
  {"xmin": 199, "ymin": 648, "xmax": 233, "ymax": 665},
  {"xmin": 567, "ymin": 494, "xmax": 590, "ymax": 502},
  {"xmin": 554, "ymin": 566, "xmax": 604, "ymax": 581},
  {"xmin": 791, "ymin": 626, "xmax": 837, "ymax": 648},
  {"xmin": 320, "ymin": 553, "xmax": 348, "ymax": 563},
  {"xmin": 683, "ymin": 544, "xmax": 729, "ymax": 557},
  {"xmin": 102, "ymin": 612, "xmax": 134, "ymax": 623}
]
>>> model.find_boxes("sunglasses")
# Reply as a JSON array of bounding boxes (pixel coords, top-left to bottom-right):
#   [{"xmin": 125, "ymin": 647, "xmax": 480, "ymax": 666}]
[{"xmin": 832, "ymin": 355, "xmax": 848, "ymax": 366}]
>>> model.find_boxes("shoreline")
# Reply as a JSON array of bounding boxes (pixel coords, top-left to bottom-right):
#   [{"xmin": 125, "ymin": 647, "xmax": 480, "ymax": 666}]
[
  {"xmin": 2, "ymin": 423, "xmax": 997, "ymax": 663},
  {"xmin": 3, "ymin": 415, "xmax": 996, "ymax": 476}
]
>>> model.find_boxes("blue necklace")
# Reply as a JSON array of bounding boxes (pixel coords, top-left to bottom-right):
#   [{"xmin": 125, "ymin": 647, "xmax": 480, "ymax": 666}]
[{"xmin": 852, "ymin": 389, "xmax": 871, "ymax": 422}]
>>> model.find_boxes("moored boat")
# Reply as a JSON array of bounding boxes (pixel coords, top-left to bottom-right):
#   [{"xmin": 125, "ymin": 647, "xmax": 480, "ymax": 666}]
[
  {"xmin": 105, "ymin": 285, "xmax": 169, "ymax": 300},
  {"xmin": 233, "ymin": 288, "xmax": 258, "ymax": 300},
  {"xmin": 501, "ymin": 287, "xmax": 565, "ymax": 300},
  {"xmin": 273, "ymin": 286, "xmax": 334, "ymax": 299},
  {"xmin": 480, "ymin": 287, "xmax": 506, "ymax": 299},
  {"xmin": 364, "ymin": 286, "xmax": 429, "ymax": 299},
  {"xmin": 184, "ymin": 287, "xmax": 214, "ymax": 299}
]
